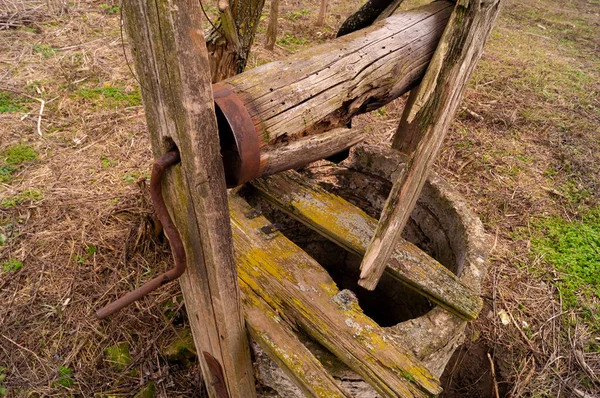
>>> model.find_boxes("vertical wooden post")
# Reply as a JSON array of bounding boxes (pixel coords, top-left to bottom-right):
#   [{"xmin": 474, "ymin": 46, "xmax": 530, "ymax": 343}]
[
  {"xmin": 122, "ymin": 1, "xmax": 256, "ymax": 397},
  {"xmin": 359, "ymin": 0, "xmax": 503, "ymax": 290}
]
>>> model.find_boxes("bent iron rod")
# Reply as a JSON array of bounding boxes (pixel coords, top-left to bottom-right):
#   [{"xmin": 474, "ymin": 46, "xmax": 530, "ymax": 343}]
[
  {"xmin": 96, "ymin": 150, "xmax": 184, "ymax": 320},
  {"xmin": 95, "ymin": 150, "xmax": 231, "ymax": 398}
]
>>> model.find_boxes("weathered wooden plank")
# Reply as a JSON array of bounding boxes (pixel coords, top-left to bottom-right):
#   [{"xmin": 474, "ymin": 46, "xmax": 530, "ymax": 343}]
[
  {"xmin": 229, "ymin": 194, "xmax": 442, "ymax": 398},
  {"xmin": 359, "ymin": 0, "xmax": 503, "ymax": 290},
  {"xmin": 121, "ymin": 1, "xmax": 255, "ymax": 396},
  {"xmin": 249, "ymin": 171, "xmax": 482, "ymax": 321},
  {"xmin": 260, "ymin": 127, "xmax": 366, "ymax": 176},
  {"xmin": 241, "ymin": 280, "xmax": 352, "ymax": 398},
  {"xmin": 218, "ymin": 1, "xmax": 454, "ymax": 183}
]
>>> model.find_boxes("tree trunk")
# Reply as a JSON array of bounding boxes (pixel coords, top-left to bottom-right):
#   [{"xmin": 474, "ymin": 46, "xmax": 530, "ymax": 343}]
[
  {"xmin": 316, "ymin": 0, "xmax": 327, "ymax": 26},
  {"xmin": 264, "ymin": 0, "xmax": 279, "ymax": 51},
  {"xmin": 121, "ymin": 0, "xmax": 256, "ymax": 396},
  {"xmin": 206, "ymin": 0, "xmax": 266, "ymax": 82},
  {"xmin": 359, "ymin": 0, "xmax": 503, "ymax": 290}
]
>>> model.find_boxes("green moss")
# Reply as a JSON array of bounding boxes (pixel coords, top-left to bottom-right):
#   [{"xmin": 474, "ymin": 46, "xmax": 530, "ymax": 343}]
[
  {"xmin": 33, "ymin": 44, "xmax": 57, "ymax": 58},
  {"xmin": 0, "ymin": 91, "xmax": 29, "ymax": 113},
  {"xmin": 163, "ymin": 329, "xmax": 197, "ymax": 367},
  {"xmin": 133, "ymin": 382, "xmax": 156, "ymax": 398},
  {"xmin": 75, "ymin": 86, "xmax": 142, "ymax": 108},
  {"xmin": 104, "ymin": 342, "xmax": 132, "ymax": 371},
  {"xmin": 1, "ymin": 144, "xmax": 38, "ymax": 166},
  {"xmin": 1, "ymin": 188, "xmax": 43, "ymax": 208},
  {"xmin": 55, "ymin": 366, "xmax": 74, "ymax": 388},
  {"xmin": 1, "ymin": 259, "xmax": 22, "ymax": 272},
  {"xmin": 531, "ymin": 207, "xmax": 600, "ymax": 325}
]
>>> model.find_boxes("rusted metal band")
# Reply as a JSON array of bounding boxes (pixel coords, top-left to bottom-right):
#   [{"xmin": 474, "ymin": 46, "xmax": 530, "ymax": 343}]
[
  {"xmin": 96, "ymin": 150, "xmax": 184, "ymax": 320},
  {"xmin": 213, "ymin": 83, "xmax": 261, "ymax": 187}
]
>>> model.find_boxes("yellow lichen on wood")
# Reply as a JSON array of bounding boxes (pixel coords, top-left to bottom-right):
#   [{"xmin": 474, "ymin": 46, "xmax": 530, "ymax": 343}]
[
  {"xmin": 229, "ymin": 194, "xmax": 442, "ymax": 397},
  {"xmin": 240, "ymin": 279, "xmax": 351, "ymax": 398},
  {"xmin": 250, "ymin": 170, "xmax": 482, "ymax": 321}
]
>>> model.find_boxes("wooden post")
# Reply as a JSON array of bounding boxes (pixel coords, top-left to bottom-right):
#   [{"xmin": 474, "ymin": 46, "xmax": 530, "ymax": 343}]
[
  {"xmin": 359, "ymin": 0, "xmax": 503, "ymax": 290},
  {"xmin": 122, "ymin": 1, "xmax": 256, "ymax": 396}
]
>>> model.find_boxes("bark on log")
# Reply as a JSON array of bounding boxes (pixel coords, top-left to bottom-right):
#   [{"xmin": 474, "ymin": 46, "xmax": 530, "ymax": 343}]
[
  {"xmin": 229, "ymin": 194, "xmax": 442, "ymax": 397},
  {"xmin": 359, "ymin": 0, "xmax": 503, "ymax": 290},
  {"xmin": 121, "ymin": 0, "xmax": 256, "ymax": 396},
  {"xmin": 249, "ymin": 170, "xmax": 483, "ymax": 321},
  {"xmin": 217, "ymin": 1, "xmax": 454, "ymax": 186}
]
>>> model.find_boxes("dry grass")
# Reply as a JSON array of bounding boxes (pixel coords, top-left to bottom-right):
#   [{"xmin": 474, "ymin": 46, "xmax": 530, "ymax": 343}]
[{"xmin": 0, "ymin": 0, "xmax": 599, "ymax": 396}]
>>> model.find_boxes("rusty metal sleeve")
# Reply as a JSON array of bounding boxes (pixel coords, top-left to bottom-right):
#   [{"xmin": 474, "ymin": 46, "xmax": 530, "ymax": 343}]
[{"xmin": 96, "ymin": 150, "xmax": 183, "ymax": 320}]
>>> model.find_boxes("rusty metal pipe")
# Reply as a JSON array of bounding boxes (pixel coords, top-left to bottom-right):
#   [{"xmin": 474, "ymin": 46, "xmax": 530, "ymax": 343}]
[{"xmin": 96, "ymin": 150, "xmax": 183, "ymax": 319}]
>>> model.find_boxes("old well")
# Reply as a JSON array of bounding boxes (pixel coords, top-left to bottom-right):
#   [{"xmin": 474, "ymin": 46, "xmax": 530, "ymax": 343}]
[{"xmin": 242, "ymin": 144, "xmax": 489, "ymax": 397}]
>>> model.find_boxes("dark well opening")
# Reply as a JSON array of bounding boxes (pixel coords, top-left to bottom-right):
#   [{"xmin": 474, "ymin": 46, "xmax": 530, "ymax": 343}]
[
  {"xmin": 242, "ymin": 167, "xmax": 458, "ymax": 327},
  {"xmin": 214, "ymin": 102, "xmax": 240, "ymax": 188}
]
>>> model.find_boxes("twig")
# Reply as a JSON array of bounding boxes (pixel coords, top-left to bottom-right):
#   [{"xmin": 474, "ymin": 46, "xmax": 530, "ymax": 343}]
[
  {"xmin": 487, "ymin": 353, "xmax": 500, "ymax": 398},
  {"xmin": 0, "ymin": 333, "xmax": 49, "ymax": 378},
  {"xmin": 36, "ymin": 98, "xmax": 44, "ymax": 136}
]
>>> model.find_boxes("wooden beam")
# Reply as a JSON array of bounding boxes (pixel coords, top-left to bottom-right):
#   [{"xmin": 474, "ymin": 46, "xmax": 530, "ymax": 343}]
[
  {"xmin": 121, "ymin": 1, "xmax": 255, "ymax": 396},
  {"xmin": 229, "ymin": 194, "xmax": 442, "ymax": 398},
  {"xmin": 358, "ymin": 0, "xmax": 503, "ymax": 290},
  {"xmin": 241, "ymin": 280, "xmax": 352, "ymax": 398},
  {"xmin": 249, "ymin": 170, "xmax": 482, "ymax": 320},
  {"xmin": 218, "ymin": 1, "xmax": 454, "ymax": 185}
]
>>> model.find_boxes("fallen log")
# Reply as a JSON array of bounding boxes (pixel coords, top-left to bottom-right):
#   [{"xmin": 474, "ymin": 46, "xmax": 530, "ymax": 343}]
[
  {"xmin": 215, "ymin": 1, "xmax": 454, "ymax": 186},
  {"xmin": 249, "ymin": 170, "xmax": 482, "ymax": 321}
]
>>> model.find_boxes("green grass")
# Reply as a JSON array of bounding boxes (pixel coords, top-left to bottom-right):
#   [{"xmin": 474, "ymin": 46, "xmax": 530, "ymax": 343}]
[
  {"xmin": 0, "ymin": 91, "xmax": 29, "ymax": 113},
  {"xmin": 0, "ymin": 145, "xmax": 38, "ymax": 183},
  {"xmin": 2, "ymin": 259, "xmax": 23, "ymax": 272},
  {"xmin": 287, "ymin": 9, "xmax": 311, "ymax": 21},
  {"xmin": 100, "ymin": 3, "xmax": 120, "ymax": 14},
  {"xmin": 276, "ymin": 34, "xmax": 310, "ymax": 48},
  {"xmin": 530, "ymin": 207, "xmax": 600, "ymax": 325},
  {"xmin": 1, "ymin": 189, "xmax": 43, "ymax": 208},
  {"xmin": 75, "ymin": 85, "xmax": 142, "ymax": 108}
]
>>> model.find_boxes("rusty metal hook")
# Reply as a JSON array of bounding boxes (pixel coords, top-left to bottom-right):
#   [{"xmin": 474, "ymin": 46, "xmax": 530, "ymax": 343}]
[{"xmin": 96, "ymin": 150, "xmax": 184, "ymax": 319}]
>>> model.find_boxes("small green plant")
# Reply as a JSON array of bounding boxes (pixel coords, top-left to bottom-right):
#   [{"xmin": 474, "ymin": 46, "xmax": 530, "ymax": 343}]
[
  {"xmin": 55, "ymin": 366, "xmax": 74, "ymax": 388},
  {"xmin": 100, "ymin": 154, "xmax": 117, "ymax": 168},
  {"xmin": 0, "ymin": 91, "xmax": 29, "ymax": 113},
  {"xmin": 100, "ymin": 3, "xmax": 120, "ymax": 14},
  {"xmin": 530, "ymin": 207, "xmax": 600, "ymax": 324},
  {"xmin": 33, "ymin": 44, "xmax": 57, "ymax": 58},
  {"xmin": 287, "ymin": 9, "xmax": 311, "ymax": 21},
  {"xmin": 1, "ymin": 188, "xmax": 43, "ymax": 208},
  {"xmin": 2, "ymin": 259, "xmax": 23, "ymax": 272},
  {"xmin": 375, "ymin": 106, "xmax": 387, "ymax": 117}
]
